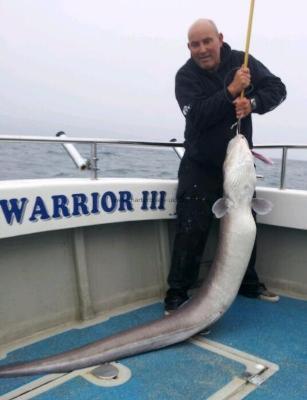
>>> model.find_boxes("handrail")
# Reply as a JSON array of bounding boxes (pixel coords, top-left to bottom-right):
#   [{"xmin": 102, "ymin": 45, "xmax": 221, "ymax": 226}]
[
  {"xmin": 1, "ymin": 134, "xmax": 307, "ymax": 149},
  {"xmin": 0, "ymin": 134, "xmax": 306, "ymax": 188},
  {"xmin": 0, "ymin": 134, "xmax": 184, "ymax": 147}
]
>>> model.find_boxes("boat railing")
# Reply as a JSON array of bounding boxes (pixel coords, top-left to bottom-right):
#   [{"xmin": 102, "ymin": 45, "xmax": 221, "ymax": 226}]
[{"xmin": 0, "ymin": 134, "xmax": 306, "ymax": 189}]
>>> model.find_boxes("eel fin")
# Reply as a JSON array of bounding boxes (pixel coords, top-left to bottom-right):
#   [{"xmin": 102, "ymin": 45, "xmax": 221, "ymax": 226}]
[
  {"xmin": 251, "ymin": 150, "xmax": 274, "ymax": 165},
  {"xmin": 252, "ymin": 198, "xmax": 273, "ymax": 215},
  {"xmin": 212, "ymin": 198, "xmax": 229, "ymax": 218}
]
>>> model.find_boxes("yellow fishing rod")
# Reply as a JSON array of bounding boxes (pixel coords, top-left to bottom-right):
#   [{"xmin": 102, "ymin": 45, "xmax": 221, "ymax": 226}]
[{"xmin": 237, "ymin": 0, "xmax": 255, "ymax": 133}]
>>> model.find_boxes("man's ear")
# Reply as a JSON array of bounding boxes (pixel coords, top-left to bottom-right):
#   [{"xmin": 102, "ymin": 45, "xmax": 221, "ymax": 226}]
[
  {"xmin": 218, "ymin": 33, "xmax": 224, "ymax": 45},
  {"xmin": 187, "ymin": 42, "xmax": 191, "ymax": 50}
]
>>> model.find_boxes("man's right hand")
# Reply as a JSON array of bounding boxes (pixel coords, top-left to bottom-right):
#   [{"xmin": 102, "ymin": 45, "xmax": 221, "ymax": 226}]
[{"xmin": 227, "ymin": 66, "xmax": 251, "ymax": 98}]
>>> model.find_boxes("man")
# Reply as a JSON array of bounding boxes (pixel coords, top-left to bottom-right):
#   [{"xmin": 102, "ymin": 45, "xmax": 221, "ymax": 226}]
[{"xmin": 164, "ymin": 19, "xmax": 286, "ymax": 313}]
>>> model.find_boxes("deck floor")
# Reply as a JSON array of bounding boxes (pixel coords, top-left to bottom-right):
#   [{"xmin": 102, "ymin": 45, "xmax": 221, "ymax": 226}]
[{"xmin": 1, "ymin": 295, "xmax": 306, "ymax": 399}]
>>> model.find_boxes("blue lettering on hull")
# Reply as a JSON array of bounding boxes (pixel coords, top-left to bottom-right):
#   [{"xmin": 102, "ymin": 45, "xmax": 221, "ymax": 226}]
[
  {"xmin": 0, "ymin": 190, "xmax": 168, "ymax": 226},
  {"xmin": 0, "ymin": 198, "xmax": 28, "ymax": 224}
]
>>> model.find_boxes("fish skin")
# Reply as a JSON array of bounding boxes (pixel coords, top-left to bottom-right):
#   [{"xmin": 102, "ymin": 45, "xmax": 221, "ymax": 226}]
[{"xmin": 0, "ymin": 134, "xmax": 257, "ymax": 378}]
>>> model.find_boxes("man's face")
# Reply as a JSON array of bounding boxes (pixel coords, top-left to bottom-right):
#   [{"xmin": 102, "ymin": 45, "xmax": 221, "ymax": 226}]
[{"xmin": 188, "ymin": 25, "xmax": 223, "ymax": 70}]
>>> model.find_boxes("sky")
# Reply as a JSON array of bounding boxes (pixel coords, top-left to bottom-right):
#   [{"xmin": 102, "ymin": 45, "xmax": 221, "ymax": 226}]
[{"xmin": 0, "ymin": 0, "xmax": 307, "ymax": 158}]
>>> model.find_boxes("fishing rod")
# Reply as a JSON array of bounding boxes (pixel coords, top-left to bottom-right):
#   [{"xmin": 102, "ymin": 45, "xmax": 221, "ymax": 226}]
[{"xmin": 237, "ymin": 0, "xmax": 255, "ymax": 134}]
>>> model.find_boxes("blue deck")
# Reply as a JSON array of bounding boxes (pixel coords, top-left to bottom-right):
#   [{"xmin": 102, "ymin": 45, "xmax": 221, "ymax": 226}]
[{"xmin": 1, "ymin": 295, "xmax": 306, "ymax": 399}]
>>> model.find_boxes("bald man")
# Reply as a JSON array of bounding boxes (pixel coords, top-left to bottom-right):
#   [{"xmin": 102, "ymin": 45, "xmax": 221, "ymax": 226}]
[{"xmin": 164, "ymin": 19, "xmax": 286, "ymax": 313}]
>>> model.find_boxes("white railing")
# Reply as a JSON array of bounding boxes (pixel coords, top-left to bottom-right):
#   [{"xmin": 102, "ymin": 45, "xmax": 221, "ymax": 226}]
[{"xmin": 0, "ymin": 134, "xmax": 306, "ymax": 188}]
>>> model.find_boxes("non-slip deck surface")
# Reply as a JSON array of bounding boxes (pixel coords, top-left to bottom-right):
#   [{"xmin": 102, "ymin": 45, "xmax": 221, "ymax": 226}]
[{"xmin": 1, "ymin": 295, "xmax": 306, "ymax": 399}]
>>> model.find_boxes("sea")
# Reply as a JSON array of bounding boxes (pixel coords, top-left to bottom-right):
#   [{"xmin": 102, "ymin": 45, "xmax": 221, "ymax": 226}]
[{"xmin": 0, "ymin": 142, "xmax": 306, "ymax": 190}]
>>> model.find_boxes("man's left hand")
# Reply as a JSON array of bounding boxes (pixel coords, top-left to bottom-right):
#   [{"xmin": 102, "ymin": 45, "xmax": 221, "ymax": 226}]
[{"xmin": 233, "ymin": 97, "xmax": 252, "ymax": 119}]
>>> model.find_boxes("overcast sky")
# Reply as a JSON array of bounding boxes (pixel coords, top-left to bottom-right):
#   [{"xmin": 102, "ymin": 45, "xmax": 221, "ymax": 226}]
[{"xmin": 1, "ymin": 0, "xmax": 306, "ymax": 156}]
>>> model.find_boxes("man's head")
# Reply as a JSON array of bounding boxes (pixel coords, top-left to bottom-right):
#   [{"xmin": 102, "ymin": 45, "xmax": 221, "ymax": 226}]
[{"xmin": 187, "ymin": 19, "xmax": 223, "ymax": 70}]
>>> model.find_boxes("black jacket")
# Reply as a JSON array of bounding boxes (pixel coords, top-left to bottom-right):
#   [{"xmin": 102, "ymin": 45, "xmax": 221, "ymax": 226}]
[{"xmin": 175, "ymin": 43, "xmax": 286, "ymax": 170}]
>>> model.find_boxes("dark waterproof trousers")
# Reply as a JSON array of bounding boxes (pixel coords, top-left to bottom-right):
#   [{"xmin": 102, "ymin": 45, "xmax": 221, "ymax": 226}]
[{"xmin": 167, "ymin": 156, "xmax": 260, "ymax": 296}]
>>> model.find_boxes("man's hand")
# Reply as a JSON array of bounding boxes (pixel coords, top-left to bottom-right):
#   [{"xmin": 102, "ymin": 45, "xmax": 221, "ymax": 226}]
[
  {"xmin": 227, "ymin": 66, "xmax": 251, "ymax": 98},
  {"xmin": 233, "ymin": 97, "xmax": 252, "ymax": 119}
]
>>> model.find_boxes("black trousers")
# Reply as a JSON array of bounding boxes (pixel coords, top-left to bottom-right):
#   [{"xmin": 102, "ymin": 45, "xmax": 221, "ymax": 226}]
[{"xmin": 167, "ymin": 156, "xmax": 261, "ymax": 296}]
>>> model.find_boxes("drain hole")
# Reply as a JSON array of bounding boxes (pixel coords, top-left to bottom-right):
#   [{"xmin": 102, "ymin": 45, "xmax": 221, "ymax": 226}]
[
  {"xmin": 91, "ymin": 363, "xmax": 119, "ymax": 380},
  {"xmin": 83, "ymin": 362, "xmax": 132, "ymax": 387}
]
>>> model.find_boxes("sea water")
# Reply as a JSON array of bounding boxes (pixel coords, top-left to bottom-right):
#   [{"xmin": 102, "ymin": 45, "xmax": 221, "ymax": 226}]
[{"xmin": 0, "ymin": 142, "xmax": 306, "ymax": 190}]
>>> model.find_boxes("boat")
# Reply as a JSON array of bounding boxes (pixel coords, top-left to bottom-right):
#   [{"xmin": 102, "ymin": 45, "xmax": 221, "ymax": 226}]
[{"xmin": 0, "ymin": 134, "xmax": 306, "ymax": 399}]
